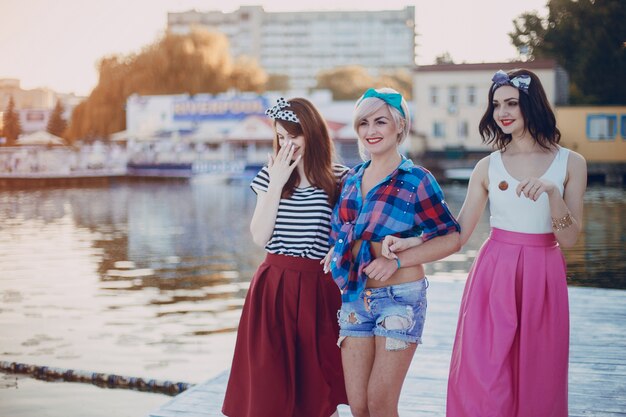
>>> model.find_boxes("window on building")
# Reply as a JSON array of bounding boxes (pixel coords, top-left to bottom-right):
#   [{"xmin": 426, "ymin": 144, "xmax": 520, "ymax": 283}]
[
  {"xmin": 621, "ymin": 115, "xmax": 626, "ymax": 139},
  {"xmin": 429, "ymin": 87, "xmax": 438, "ymax": 106},
  {"xmin": 587, "ymin": 114, "xmax": 617, "ymax": 141},
  {"xmin": 467, "ymin": 86, "xmax": 476, "ymax": 105},
  {"xmin": 458, "ymin": 120, "xmax": 468, "ymax": 139},
  {"xmin": 448, "ymin": 86, "xmax": 458, "ymax": 105},
  {"xmin": 433, "ymin": 121, "xmax": 446, "ymax": 138}
]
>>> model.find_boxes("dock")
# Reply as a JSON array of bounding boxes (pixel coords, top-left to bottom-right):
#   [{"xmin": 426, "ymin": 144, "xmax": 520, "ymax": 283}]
[{"xmin": 148, "ymin": 280, "xmax": 626, "ymax": 417}]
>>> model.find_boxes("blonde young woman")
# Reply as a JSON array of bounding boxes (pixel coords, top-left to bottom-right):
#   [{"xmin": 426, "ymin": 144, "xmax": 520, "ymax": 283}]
[{"xmin": 323, "ymin": 88, "xmax": 460, "ymax": 417}]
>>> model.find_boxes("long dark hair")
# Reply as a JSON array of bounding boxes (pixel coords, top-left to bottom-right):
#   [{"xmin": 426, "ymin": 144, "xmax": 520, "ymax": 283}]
[
  {"xmin": 478, "ymin": 68, "xmax": 560, "ymax": 151},
  {"xmin": 273, "ymin": 97, "xmax": 340, "ymax": 205}
]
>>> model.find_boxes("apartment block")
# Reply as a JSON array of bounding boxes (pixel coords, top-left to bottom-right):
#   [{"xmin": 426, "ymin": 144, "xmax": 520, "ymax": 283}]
[{"xmin": 168, "ymin": 5, "xmax": 416, "ymax": 90}]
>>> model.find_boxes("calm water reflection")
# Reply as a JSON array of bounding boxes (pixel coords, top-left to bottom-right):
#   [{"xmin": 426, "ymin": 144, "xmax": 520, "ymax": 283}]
[{"xmin": 0, "ymin": 179, "xmax": 624, "ymax": 416}]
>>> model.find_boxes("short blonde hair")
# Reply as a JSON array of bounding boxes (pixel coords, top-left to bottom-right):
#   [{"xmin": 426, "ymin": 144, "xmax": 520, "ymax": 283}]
[{"xmin": 353, "ymin": 87, "xmax": 411, "ymax": 145}]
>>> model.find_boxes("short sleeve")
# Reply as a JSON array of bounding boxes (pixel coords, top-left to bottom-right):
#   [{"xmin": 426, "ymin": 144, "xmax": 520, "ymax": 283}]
[
  {"xmin": 413, "ymin": 170, "xmax": 460, "ymax": 242},
  {"xmin": 250, "ymin": 166, "xmax": 270, "ymax": 194}
]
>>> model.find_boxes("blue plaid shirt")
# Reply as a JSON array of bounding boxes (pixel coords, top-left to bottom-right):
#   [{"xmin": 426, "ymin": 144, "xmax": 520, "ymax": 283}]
[{"xmin": 329, "ymin": 157, "xmax": 460, "ymax": 302}]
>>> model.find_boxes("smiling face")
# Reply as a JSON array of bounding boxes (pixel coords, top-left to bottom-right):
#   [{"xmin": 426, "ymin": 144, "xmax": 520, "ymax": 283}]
[
  {"xmin": 275, "ymin": 122, "xmax": 305, "ymax": 160},
  {"xmin": 356, "ymin": 105, "xmax": 403, "ymax": 157},
  {"xmin": 492, "ymin": 85, "xmax": 525, "ymax": 137}
]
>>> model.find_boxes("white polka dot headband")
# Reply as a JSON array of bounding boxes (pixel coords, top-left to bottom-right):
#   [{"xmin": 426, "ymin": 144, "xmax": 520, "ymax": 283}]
[{"xmin": 265, "ymin": 98, "xmax": 300, "ymax": 124}]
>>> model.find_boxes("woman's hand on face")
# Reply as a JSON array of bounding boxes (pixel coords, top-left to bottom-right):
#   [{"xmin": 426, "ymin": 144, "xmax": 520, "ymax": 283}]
[
  {"xmin": 516, "ymin": 177, "xmax": 556, "ymax": 201},
  {"xmin": 363, "ymin": 257, "xmax": 398, "ymax": 282},
  {"xmin": 321, "ymin": 247, "xmax": 334, "ymax": 274},
  {"xmin": 267, "ymin": 141, "xmax": 301, "ymax": 188}
]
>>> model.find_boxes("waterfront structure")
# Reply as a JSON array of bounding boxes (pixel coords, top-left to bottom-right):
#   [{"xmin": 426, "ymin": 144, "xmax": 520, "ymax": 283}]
[
  {"xmin": 413, "ymin": 60, "xmax": 568, "ymax": 155},
  {"xmin": 124, "ymin": 91, "xmax": 368, "ymax": 167},
  {"xmin": 167, "ymin": 6, "xmax": 416, "ymax": 91}
]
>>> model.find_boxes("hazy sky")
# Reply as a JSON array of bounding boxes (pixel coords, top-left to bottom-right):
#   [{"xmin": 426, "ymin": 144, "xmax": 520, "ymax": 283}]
[{"xmin": 0, "ymin": 0, "xmax": 548, "ymax": 96}]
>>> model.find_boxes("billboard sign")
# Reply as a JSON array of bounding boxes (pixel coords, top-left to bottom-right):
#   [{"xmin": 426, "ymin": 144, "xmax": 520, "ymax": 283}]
[{"xmin": 173, "ymin": 96, "xmax": 269, "ymax": 121}]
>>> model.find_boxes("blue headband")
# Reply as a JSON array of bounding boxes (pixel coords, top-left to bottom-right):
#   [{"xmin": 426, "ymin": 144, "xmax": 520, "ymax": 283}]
[
  {"xmin": 360, "ymin": 88, "xmax": 406, "ymax": 118},
  {"xmin": 491, "ymin": 70, "xmax": 531, "ymax": 94}
]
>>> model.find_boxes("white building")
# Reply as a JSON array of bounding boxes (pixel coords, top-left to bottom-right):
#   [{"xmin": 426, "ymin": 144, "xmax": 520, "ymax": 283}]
[
  {"xmin": 413, "ymin": 60, "xmax": 569, "ymax": 155},
  {"xmin": 0, "ymin": 79, "xmax": 83, "ymax": 134},
  {"xmin": 0, "ymin": 79, "xmax": 56, "ymax": 110},
  {"xmin": 168, "ymin": 6, "xmax": 416, "ymax": 91},
  {"xmin": 124, "ymin": 91, "xmax": 366, "ymax": 166}
]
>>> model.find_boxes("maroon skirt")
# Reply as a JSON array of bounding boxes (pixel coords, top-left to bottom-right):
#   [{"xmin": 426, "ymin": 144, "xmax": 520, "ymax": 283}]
[{"xmin": 222, "ymin": 253, "xmax": 348, "ymax": 417}]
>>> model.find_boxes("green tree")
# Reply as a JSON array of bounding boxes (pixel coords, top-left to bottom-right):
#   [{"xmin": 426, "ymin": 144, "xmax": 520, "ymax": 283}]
[
  {"xmin": 435, "ymin": 52, "xmax": 455, "ymax": 65},
  {"xmin": 2, "ymin": 96, "xmax": 21, "ymax": 146},
  {"xmin": 66, "ymin": 29, "xmax": 268, "ymax": 142},
  {"xmin": 510, "ymin": 0, "xmax": 626, "ymax": 104},
  {"xmin": 46, "ymin": 100, "xmax": 67, "ymax": 138},
  {"xmin": 509, "ymin": 12, "xmax": 548, "ymax": 60}
]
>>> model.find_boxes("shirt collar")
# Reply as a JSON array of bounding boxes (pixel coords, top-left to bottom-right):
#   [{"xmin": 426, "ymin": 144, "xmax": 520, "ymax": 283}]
[{"xmin": 354, "ymin": 155, "xmax": 414, "ymax": 177}]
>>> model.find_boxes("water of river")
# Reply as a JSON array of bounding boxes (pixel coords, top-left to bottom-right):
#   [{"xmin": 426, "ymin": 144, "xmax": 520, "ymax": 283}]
[{"xmin": 0, "ymin": 179, "xmax": 624, "ymax": 416}]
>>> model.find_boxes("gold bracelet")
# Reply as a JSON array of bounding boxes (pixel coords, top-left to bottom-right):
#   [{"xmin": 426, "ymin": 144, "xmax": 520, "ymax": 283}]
[{"xmin": 552, "ymin": 212, "xmax": 573, "ymax": 231}]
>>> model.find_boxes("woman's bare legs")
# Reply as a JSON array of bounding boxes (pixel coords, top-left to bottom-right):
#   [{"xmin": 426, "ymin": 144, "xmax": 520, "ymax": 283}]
[{"xmin": 341, "ymin": 337, "xmax": 375, "ymax": 417}]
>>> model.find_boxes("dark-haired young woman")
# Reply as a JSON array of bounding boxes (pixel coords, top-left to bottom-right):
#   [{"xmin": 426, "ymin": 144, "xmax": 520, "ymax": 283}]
[
  {"xmin": 222, "ymin": 98, "xmax": 347, "ymax": 417},
  {"xmin": 446, "ymin": 69, "xmax": 587, "ymax": 416},
  {"xmin": 383, "ymin": 69, "xmax": 587, "ymax": 416}
]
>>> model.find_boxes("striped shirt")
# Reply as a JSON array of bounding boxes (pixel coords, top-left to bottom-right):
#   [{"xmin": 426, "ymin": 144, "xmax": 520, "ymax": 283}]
[{"xmin": 251, "ymin": 164, "xmax": 349, "ymax": 259}]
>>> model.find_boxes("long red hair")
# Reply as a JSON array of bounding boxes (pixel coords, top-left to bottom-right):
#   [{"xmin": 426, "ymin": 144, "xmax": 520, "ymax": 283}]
[{"xmin": 272, "ymin": 97, "xmax": 340, "ymax": 205}]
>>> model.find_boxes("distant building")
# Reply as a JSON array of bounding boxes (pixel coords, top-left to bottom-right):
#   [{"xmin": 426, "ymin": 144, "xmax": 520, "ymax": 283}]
[
  {"xmin": 0, "ymin": 78, "xmax": 56, "ymax": 110},
  {"xmin": 168, "ymin": 5, "xmax": 416, "ymax": 91},
  {"xmin": 413, "ymin": 60, "xmax": 568, "ymax": 155},
  {"xmin": 0, "ymin": 79, "xmax": 83, "ymax": 134},
  {"xmin": 557, "ymin": 106, "xmax": 626, "ymax": 163},
  {"xmin": 124, "ymin": 91, "xmax": 367, "ymax": 166},
  {"xmin": 557, "ymin": 105, "xmax": 626, "ymax": 184},
  {"xmin": 19, "ymin": 109, "xmax": 51, "ymax": 134}
]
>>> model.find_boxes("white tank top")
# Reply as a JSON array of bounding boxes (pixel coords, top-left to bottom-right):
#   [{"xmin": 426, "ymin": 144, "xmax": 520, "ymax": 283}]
[{"xmin": 488, "ymin": 146, "xmax": 569, "ymax": 233}]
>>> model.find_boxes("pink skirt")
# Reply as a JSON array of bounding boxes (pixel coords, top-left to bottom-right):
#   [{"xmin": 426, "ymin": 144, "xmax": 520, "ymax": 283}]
[
  {"xmin": 222, "ymin": 253, "xmax": 347, "ymax": 417},
  {"xmin": 447, "ymin": 228, "xmax": 569, "ymax": 417}
]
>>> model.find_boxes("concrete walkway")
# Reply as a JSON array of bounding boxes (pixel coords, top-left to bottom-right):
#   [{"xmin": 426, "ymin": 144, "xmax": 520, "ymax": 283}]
[{"xmin": 149, "ymin": 280, "xmax": 626, "ymax": 417}]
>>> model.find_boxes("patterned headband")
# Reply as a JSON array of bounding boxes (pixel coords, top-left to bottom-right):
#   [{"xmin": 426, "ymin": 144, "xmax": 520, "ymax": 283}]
[
  {"xmin": 491, "ymin": 70, "xmax": 531, "ymax": 94},
  {"xmin": 265, "ymin": 98, "xmax": 300, "ymax": 123}
]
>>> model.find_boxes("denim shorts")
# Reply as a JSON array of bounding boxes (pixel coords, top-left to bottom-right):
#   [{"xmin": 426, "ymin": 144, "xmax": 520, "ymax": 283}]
[{"xmin": 337, "ymin": 278, "xmax": 428, "ymax": 351}]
